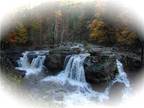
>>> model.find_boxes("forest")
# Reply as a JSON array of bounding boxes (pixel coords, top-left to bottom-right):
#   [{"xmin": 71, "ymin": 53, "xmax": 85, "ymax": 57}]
[{"xmin": 1, "ymin": 1, "xmax": 143, "ymax": 51}]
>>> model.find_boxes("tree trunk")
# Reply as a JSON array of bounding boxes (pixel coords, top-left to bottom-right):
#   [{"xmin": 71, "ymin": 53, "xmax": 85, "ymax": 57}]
[{"xmin": 141, "ymin": 42, "xmax": 144, "ymax": 66}]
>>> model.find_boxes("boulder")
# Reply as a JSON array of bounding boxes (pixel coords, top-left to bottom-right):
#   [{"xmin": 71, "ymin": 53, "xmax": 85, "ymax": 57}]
[
  {"xmin": 119, "ymin": 53, "xmax": 141, "ymax": 72},
  {"xmin": 44, "ymin": 47, "xmax": 81, "ymax": 74},
  {"xmin": 0, "ymin": 51, "xmax": 25, "ymax": 78},
  {"xmin": 84, "ymin": 54, "xmax": 117, "ymax": 83},
  {"xmin": 84, "ymin": 46, "xmax": 142, "ymax": 83},
  {"xmin": 44, "ymin": 54, "xmax": 65, "ymax": 73},
  {"xmin": 2, "ymin": 50, "xmax": 22, "ymax": 67}
]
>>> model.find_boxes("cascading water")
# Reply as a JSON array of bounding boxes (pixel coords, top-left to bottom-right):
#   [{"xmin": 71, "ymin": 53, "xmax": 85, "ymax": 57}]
[
  {"xmin": 104, "ymin": 59, "xmax": 131, "ymax": 99},
  {"xmin": 41, "ymin": 53, "xmax": 90, "ymax": 86},
  {"xmin": 41, "ymin": 53, "xmax": 109, "ymax": 102},
  {"xmin": 16, "ymin": 50, "xmax": 48, "ymax": 77},
  {"xmin": 41, "ymin": 54, "xmax": 131, "ymax": 103},
  {"xmin": 15, "ymin": 50, "xmax": 131, "ymax": 105}
]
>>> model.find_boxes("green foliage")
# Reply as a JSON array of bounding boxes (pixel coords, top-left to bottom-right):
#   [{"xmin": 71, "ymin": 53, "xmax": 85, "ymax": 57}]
[{"xmin": 31, "ymin": 20, "xmax": 41, "ymax": 31}]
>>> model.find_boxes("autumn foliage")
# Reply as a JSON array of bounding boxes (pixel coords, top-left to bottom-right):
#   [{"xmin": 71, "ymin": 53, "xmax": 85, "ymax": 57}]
[
  {"xmin": 116, "ymin": 26, "xmax": 137, "ymax": 45},
  {"xmin": 89, "ymin": 18, "xmax": 139, "ymax": 46},
  {"xmin": 89, "ymin": 19, "xmax": 107, "ymax": 43},
  {"xmin": 0, "ymin": 1, "xmax": 141, "ymax": 49}
]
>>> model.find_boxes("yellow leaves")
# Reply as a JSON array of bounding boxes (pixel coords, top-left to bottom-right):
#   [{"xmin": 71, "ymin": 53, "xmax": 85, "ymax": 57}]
[
  {"xmin": 14, "ymin": 23, "xmax": 28, "ymax": 44},
  {"xmin": 89, "ymin": 19, "xmax": 106, "ymax": 43},
  {"xmin": 89, "ymin": 19, "xmax": 105, "ymax": 29},
  {"xmin": 116, "ymin": 26, "xmax": 137, "ymax": 45},
  {"xmin": 55, "ymin": 10, "xmax": 63, "ymax": 17},
  {"xmin": 89, "ymin": 18, "xmax": 138, "ymax": 45}
]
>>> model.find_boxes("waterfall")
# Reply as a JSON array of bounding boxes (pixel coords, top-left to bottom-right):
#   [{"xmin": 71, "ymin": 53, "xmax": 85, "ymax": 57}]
[
  {"xmin": 41, "ymin": 53, "xmax": 90, "ymax": 86},
  {"xmin": 104, "ymin": 59, "xmax": 131, "ymax": 100},
  {"xmin": 41, "ymin": 56, "xmax": 131, "ymax": 102},
  {"xmin": 15, "ymin": 50, "xmax": 131, "ymax": 103},
  {"xmin": 17, "ymin": 51, "xmax": 30, "ymax": 68},
  {"xmin": 116, "ymin": 59, "xmax": 131, "ymax": 88},
  {"xmin": 41, "ymin": 53, "xmax": 109, "ymax": 102},
  {"xmin": 16, "ymin": 50, "xmax": 48, "ymax": 77},
  {"xmin": 63, "ymin": 53, "xmax": 89, "ymax": 82}
]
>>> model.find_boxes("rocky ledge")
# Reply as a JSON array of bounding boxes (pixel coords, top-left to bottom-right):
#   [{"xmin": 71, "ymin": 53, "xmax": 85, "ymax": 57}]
[{"xmin": 0, "ymin": 44, "xmax": 142, "ymax": 83}]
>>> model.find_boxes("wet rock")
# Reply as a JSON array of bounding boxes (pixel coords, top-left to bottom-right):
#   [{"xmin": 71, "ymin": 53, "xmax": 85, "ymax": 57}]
[
  {"xmin": 121, "ymin": 54, "xmax": 141, "ymax": 72},
  {"xmin": 1, "ymin": 43, "xmax": 142, "ymax": 84},
  {"xmin": 84, "ymin": 54, "xmax": 117, "ymax": 83},
  {"xmin": 0, "ymin": 51, "xmax": 25, "ymax": 78},
  {"xmin": 44, "ymin": 47, "xmax": 81, "ymax": 74},
  {"xmin": 44, "ymin": 54, "xmax": 65, "ymax": 73},
  {"xmin": 17, "ymin": 70, "xmax": 26, "ymax": 78},
  {"xmin": 1, "ymin": 50, "xmax": 22, "ymax": 67},
  {"xmin": 88, "ymin": 47, "xmax": 103, "ymax": 56},
  {"xmin": 84, "ymin": 45, "xmax": 142, "ymax": 83},
  {"xmin": 49, "ymin": 47, "xmax": 80, "ymax": 55},
  {"xmin": 27, "ymin": 54, "xmax": 37, "ymax": 63}
]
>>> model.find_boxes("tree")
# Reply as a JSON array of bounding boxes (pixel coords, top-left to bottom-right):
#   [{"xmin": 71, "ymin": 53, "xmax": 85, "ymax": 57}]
[
  {"xmin": 116, "ymin": 26, "xmax": 137, "ymax": 46},
  {"xmin": 15, "ymin": 23, "xmax": 28, "ymax": 44},
  {"xmin": 89, "ymin": 19, "xmax": 107, "ymax": 43},
  {"xmin": 54, "ymin": 10, "xmax": 63, "ymax": 44}
]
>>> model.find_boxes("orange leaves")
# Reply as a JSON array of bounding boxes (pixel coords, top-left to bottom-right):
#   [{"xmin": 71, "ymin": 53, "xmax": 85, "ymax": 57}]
[
  {"xmin": 89, "ymin": 19, "xmax": 106, "ymax": 43},
  {"xmin": 89, "ymin": 18, "xmax": 138, "ymax": 46},
  {"xmin": 89, "ymin": 19, "xmax": 105, "ymax": 29},
  {"xmin": 8, "ymin": 32, "xmax": 17, "ymax": 43},
  {"xmin": 6, "ymin": 23, "xmax": 28, "ymax": 44}
]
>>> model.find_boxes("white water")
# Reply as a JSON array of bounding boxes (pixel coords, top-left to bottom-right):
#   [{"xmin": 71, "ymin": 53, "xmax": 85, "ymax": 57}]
[
  {"xmin": 41, "ymin": 53, "xmax": 90, "ymax": 86},
  {"xmin": 70, "ymin": 43, "xmax": 85, "ymax": 52},
  {"xmin": 41, "ymin": 54, "xmax": 131, "ymax": 102},
  {"xmin": 15, "ymin": 50, "xmax": 131, "ymax": 104},
  {"xmin": 16, "ymin": 50, "xmax": 48, "ymax": 77},
  {"xmin": 104, "ymin": 60, "xmax": 131, "ymax": 99}
]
